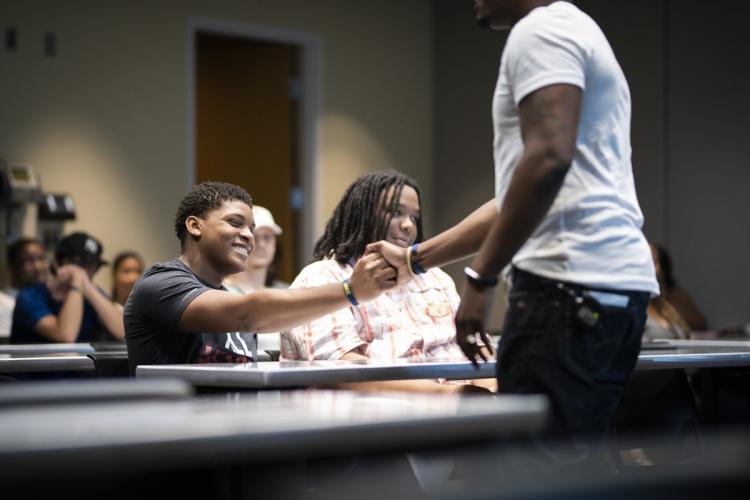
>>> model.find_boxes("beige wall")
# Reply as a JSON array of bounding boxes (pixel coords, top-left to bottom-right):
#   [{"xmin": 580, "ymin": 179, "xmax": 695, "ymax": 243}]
[{"xmin": 0, "ymin": 0, "xmax": 434, "ymax": 291}]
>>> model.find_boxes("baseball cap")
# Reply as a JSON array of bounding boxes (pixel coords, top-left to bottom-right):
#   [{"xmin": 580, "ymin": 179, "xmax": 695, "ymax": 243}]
[
  {"xmin": 55, "ymin": 232, "xmax": 108, "ymax": 267},
  {"xmin": 252, "ymin": 206, "xmax": 282, "ymax": 235}
]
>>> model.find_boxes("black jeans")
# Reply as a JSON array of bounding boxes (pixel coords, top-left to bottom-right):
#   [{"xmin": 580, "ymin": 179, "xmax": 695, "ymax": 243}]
[{"xmin": 497, "ymin": 268, "xmax": 649, "ymax": 447}]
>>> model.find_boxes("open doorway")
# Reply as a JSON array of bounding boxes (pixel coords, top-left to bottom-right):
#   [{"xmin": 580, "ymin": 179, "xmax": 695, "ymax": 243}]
[{"xmin": 188, "ymin": 20, "xmax": 321, "ymax": 283}]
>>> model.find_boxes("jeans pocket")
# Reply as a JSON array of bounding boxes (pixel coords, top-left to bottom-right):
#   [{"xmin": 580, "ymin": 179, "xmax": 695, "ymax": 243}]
[
  {"xmin": 503, "ymin": 291, "xmax": 556, "ymax": 333},
  {"xmin": 499, "ymin": 292, "xmax": 564, "ymax": 370},
  {"xmin": 566, "ymin": 305, "xmax": 635, "ymax": 383}
]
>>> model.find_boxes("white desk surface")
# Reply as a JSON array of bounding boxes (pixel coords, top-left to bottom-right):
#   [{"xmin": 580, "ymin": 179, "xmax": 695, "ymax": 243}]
[
  {"xmin": 636, "ymin": 340, "xmax": 750, "ymax": 370},
  {"xmin": 655, "ymin": 339, "xmax": 750, "ymax": 348},
  {"xmin": 137, "ymin": 340, "xmax": 750, "ymax": 388},
  {"xmin": 138, "ymin": 358, "xmax": 496, "ymax": 388},
  {"xmin": 0, "ymin": 343, "xmax": 95, "ymax": 355}
]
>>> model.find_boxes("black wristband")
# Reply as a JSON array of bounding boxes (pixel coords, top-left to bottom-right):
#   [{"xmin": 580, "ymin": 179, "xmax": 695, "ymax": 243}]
[{"xmin": 464, "ymin": 266, "xmax": 498, "ymax": 289}]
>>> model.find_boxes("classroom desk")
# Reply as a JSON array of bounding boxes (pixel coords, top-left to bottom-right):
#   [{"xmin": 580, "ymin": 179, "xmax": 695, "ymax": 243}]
[
  {"xmin": 0, "ymin": 353, "xmax": 96, "ymax": 374},
  {"xmin": 87, "ymin": 351, "xmax": 130, "ymax": 377},
  {"xmin": 656, "ymin": 339, "xmax": 750, "ymax": 349},
  {"xmin": 90, "ymin": 341, "xmax": 128, "ymax": 353},
  {"xmin": 0, "ymin": 343, "xmax": 128, "ymax": 377},
  {"xmin": 0, "ymin": 390, "xmax": 548, "ymax": 479},
  {"xmin": 0, "ymin": 343, "xmax": 95, "ymax": 355},
  {"xmin": 137, "ymin": 340, "xmax": 750, "ymax": 389},
  {"xmin": 636, "ymin": 341, "xmax": 750, "ymax": 370},
  {"xmin": 137, "ymin": 359, "xmax": 497, "ymax": 388},
  {"xmin": 0, "ymin": 378, "xmax": 193, "ymax": 407}
]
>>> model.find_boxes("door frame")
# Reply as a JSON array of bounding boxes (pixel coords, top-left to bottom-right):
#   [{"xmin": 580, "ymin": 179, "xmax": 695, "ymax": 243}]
[{"xmin": 187, "ymin": 16, "xmax": 322, "ymax": 267}]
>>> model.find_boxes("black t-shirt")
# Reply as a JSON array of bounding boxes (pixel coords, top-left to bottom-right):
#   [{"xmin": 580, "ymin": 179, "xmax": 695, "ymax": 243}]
[{"xmin": 124, "ymin": 259, "xmax": 255, "ymax": 374}]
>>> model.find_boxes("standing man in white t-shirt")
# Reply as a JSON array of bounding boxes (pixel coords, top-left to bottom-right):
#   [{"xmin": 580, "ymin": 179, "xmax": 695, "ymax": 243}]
[{"xmin": 368, "ymin": 0, "xmax": 658, "ymax": 450}]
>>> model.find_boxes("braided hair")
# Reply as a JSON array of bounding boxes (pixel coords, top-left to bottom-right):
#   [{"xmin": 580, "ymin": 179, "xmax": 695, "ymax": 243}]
[
  {"xmin": 174, "ymin": 181, "xmax": 253, "ymax": 247},
  {"xmin": 313, "ymin": 170, "xmax": 424, "ymax": 265}
]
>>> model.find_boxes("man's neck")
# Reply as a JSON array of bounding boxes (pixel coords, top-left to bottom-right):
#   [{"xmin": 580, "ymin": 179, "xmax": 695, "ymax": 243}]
[{"xmin": 179, "ymin": 248, "xmax": 224, "ymax": 288}]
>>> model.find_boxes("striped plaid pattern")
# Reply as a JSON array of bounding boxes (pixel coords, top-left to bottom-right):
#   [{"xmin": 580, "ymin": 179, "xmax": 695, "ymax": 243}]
[{"xmin": 281, "ymin": 259, "xmax": 465, "ymax": 362}]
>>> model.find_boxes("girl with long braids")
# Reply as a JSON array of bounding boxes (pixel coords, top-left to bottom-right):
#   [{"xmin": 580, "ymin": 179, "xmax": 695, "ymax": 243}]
[{"xmin": 281, "ymin": 170, "xmax": 495, "ymax": 393}]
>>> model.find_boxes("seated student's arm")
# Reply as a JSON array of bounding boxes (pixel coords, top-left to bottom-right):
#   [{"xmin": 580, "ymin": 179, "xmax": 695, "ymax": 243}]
[
  {"xmin": 180, "ymin": 253, "xmax": 395, "ymax": 334},
  {"xmin": 82, "ymin": 277, "xmax": 125, "ymax": 340},
  {"xmin": 32, "ymin": 265, "xmax": 86, "ymax": 343}
]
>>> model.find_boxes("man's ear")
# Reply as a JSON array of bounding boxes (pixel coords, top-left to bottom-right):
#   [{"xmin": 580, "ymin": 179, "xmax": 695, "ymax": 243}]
[{"xmin": 185, "ymin": 215, "xmax": 203, "ymax": 240}]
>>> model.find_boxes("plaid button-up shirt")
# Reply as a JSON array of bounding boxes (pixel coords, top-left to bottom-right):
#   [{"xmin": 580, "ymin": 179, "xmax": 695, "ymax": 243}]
[{"xmin": 281, "ymin": 258, "xmax": 465, "ymax": 361}]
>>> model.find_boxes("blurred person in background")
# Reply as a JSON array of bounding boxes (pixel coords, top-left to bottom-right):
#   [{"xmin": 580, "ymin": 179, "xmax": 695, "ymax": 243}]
[
  {"xmin": 1, "ymin": 238, "xmax": 49, "ymax": 338},
  {"xmin": 224, "ymin": 205, "xmax": 287, "ymax": 356},
  {"xmin": 111, "ymin": 251, "xmax": 145, "ymax": 308},
  {"xmin": 645, "ymin": 242, "xmax": 707, "ymax": 340},
  {"xmin": 224, "ymin": 205, "xmax": 288, "ymax": 293},
  {"xmin": 11, "ymin": 232, "xmax": 124, "ymax": 343}
]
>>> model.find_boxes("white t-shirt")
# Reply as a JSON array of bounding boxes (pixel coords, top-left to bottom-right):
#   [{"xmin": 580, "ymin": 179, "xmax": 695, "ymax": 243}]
[{"xmin": 492, "ymin": 1, "xmax": 658, "ymax": 295}]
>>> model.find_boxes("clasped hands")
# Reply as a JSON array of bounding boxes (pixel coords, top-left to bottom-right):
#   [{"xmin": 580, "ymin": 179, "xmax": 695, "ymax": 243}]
[{"xmin": 48, "ymin": 264, "xmax": 91, "ymax": 298}]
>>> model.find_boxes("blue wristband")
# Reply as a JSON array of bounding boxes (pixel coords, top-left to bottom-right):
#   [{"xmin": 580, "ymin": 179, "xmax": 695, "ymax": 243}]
[
  {"xmin": 342, "ymin": 278, "xmax": 359, "ymax": 306},
  {"xmin": 409, "ymin": 244, "xmax": 425, "ymax": 275}
]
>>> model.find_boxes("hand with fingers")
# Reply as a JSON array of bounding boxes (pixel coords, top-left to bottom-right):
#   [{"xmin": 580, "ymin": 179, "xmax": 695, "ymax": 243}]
[
  {"xmin": 365, "ymin": 240, "xmax": 412, "ymax": 288},
  {"xmin": 455, "ymin": 282, "xmax": 495, "ymax": 367},
  {"xmin": 52, "ymin": 264, "xmax": 87, "ymax": 290},
  {"xmin": 348, "ymin": 252, "xmax": 398, "ymax": 303}
]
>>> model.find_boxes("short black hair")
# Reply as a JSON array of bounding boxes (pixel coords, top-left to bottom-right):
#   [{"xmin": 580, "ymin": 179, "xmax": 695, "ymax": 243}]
[
  {"xmin": 174, "ymin": 181, "xmax": 253, "ymax": 246},
  {"xmin": 7, "ymin": 238, "xmax": 42, "ymax": 269},
  {"xmin": 313, "ymin": 170, "xmax": 424, "ymax": 264}
]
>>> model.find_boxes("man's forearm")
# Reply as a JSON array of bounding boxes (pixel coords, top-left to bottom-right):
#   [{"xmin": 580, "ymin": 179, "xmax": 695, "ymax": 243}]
[{"xmin": 416, "ymin": 200, "xmax": 498, "ymax": 270}]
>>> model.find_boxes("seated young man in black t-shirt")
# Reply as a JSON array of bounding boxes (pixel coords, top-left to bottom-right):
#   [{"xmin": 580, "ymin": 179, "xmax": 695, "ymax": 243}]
[{"xmin": 124, "ymin": 181, "xmax": 396, "ymax": 373}]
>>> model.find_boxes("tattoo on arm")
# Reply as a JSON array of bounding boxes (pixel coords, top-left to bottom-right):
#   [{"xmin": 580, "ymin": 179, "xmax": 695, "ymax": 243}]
[{"xmin": 519, "ymin": 84, "xmax": 581, "ymax": 157}]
